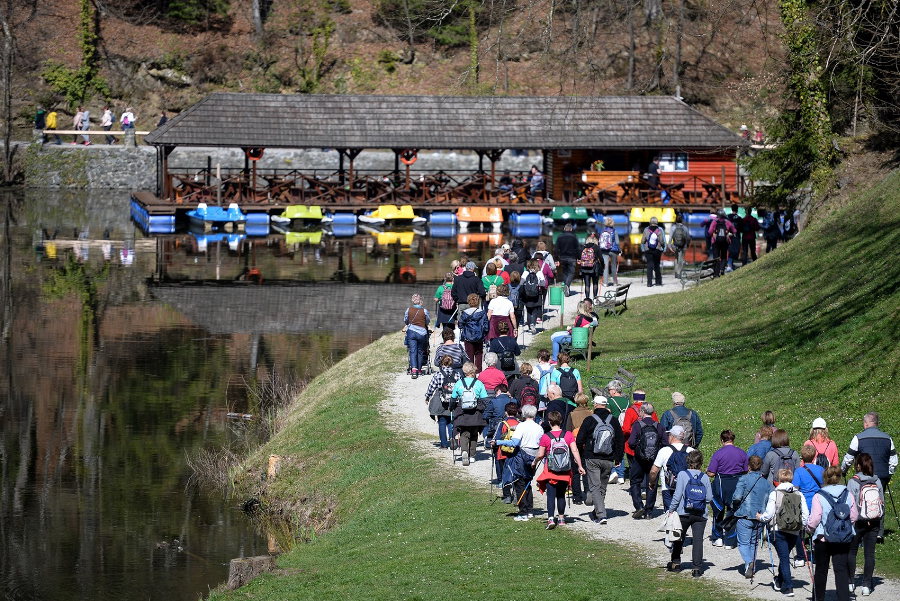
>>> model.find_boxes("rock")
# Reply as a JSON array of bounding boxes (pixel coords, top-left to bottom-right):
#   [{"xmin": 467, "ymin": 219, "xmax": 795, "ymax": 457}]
[
  {"xmin": 227, "ymin": 555, "xmax": 277, "ymax": 590},
  {"xmin": 146, "ymin": 67, "xmax": 193, "ymax": 87}
]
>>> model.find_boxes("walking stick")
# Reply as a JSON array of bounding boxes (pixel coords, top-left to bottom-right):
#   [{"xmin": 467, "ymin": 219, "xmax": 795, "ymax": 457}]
[
  {"xmin": 885, "ymin": 482, "xmax": 900, "ymax": 530},
  {"xmin": 764, "ymin": 525, "xmax": 778, "ymax": 583},
  {"xmin": 749, "ymin": 520, "xmax": 760, "ymax": 584},
  {"xmin": 801, "ymin": 532, "xmax": 814, "ymax": 600}
]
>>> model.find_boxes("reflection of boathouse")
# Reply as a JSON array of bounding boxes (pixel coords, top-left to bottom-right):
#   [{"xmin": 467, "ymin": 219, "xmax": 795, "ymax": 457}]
[{"xmin": 142, "ymin": 94, "xmax": 747, "ymax": 212}]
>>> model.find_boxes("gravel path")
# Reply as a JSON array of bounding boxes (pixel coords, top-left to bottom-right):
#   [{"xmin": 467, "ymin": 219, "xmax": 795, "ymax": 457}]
[{"xmin": 382, "ymin": 275, "xmax": 899, "ymax": 600}]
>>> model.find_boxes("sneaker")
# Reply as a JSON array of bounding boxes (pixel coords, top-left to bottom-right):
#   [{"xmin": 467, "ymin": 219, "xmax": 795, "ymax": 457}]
[
  {"xmin": 513, "ymin": 514, "xmax": 530, "ymax": 521},
  {"xmin": 666, "ymin": 562, "xmax": 680, "ymax": 572},
  {"xmin": 588, "ymin": 513, "xmax": 601, "ymax": 523},
  {"xmin": 794, "ymin": 559, "xmax": 806, "ymax": 568},
  {"xmin": 502, "ymin": 496, "xmax": 513, "ymax": 504},
  {"xmin": 411, "ymin": 369, "xmax": 418, "ymax": 379},
  {"xmin": 461, "ymin": 451, "xmax": 470, "ymax": 466},
  {"xmin": 849, "ymin": 584, "xmax": 855, "ymax": 593},
  {"xmin": 608, "ymin": 473, "xmax": 619, "ymax": 484},
  {"xmin": 556, "ymin": 515, "xmax": 566, "ymax": 526},
  {"xmin": 860, "ymin": 587, "xmax": 871, "ymax": 596},
  {"xmin": 712, "ymin": 538, "xmax": 724, "ymax": 547},
  {"xmin": 632, "ymin": 509, "xmax": 645, "ymax": 519},
  {"xmin": 641, "ymin": 491, "xmax": 647, "ymax": 500},
  {"xmin": 724, "ymin": 545, "xmax": 735, "ymax": 550},
  {"xmin": 546, "ymin": 518, "xmax": 556, "ymax": 530},
  {"xmin": 692, "ymin": 569, "xmax": 702, "ymax": 578},
  {"xmin": 783, "ymin": 589, "xmax": 794, "ymax": 597},
  {"xmin": 599, "ymin": 518, "xmax": 608, "ymax": 525}
]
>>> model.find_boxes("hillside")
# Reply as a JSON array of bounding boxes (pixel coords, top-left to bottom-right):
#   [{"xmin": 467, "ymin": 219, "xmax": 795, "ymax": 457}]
[{"xmin": 12, "ymin": 0, "xmax": 786, "ymax": 132}]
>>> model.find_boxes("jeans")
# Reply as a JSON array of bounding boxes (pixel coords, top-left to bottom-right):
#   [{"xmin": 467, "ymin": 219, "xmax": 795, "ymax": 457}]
[
  {"xmin": 671, "ymin": 514, "xmax": 707, "ymax": 569},
  {"xmin": 735, "ymin": 518, "xmax": 762, "ymax": 568},
  {"xmin": 628, "ymin": 455, "xmax": 658, "ymax": 513},
  {"xmin": 525, "ymin": 305, "xmax": 542, "ymax": 328},
  {"xmin": 674, "ymin": 246, "xmax": 686, "ymax": 278},
  {"xmin": 849, "ymin": 519, "xmax": 879, "ymax": 588},
  {"xmin": 560, "ymin": 258, "xmax": 577, "ymax": 289},
  {"xmin": 550, "ymin": 332, "xmax": 571, "ymax": 361},
  {"xmin": 545, "ymin": 481, "xmax": 567, "ymax": 518},
  {"xmin": 772, "ymin": 531, "xmax": 798, "ymax": 591},
  {"xmin": 813, "ymin": 539, "xmax": 850, "ymax": 601},
  {"xmin": 405, "ymin": 329, "xmax": 427, "ymax": 371},
  {"xmin": 711, "ymin": 474, "xmax": 740, "ymax": 546},
  {"xmin": 645, "ymin": 250, "xmax": 662, "ymax": 286},
  {"xmin": 436, "ymin": 415, "xmax": 454, "ymax": 448},
  {"xmin": 103, "ymin": 124, "xmax": 114, "ymax": 144},
  {"xmin": 602, "ymin": 252, "xmax": 619, "ymax": 285},
  {"xmin": 713, "ymin": 242, "xmax": 729, "ymax": 276},
  {"xmin": 585, "ymin": 458, "xmax": 613, "ymax": 519}
]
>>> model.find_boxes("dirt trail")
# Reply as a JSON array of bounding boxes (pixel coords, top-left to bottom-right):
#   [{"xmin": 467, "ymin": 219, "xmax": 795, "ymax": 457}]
[{"xmin": 382, "ymin": 275, "xmax": 900, "ymax": 600}]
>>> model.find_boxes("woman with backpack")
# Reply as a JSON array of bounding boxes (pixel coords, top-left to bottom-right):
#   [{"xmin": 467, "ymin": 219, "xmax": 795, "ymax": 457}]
[
  {"xmin": 403, "ymin": 293, "xmax": 431, "ymax": 379},
  {"xmin": 807, "ymin": 466, "xmax": 858, "ymax": 601},
  {"xmin": 433, "ymin": 272, "xmax": 458, "ymax": 329},
  {"xmin": 532, "ymin": 410, "xmax": 586, "ymax": 529},
  {"xmin": 598, "ymin": 216, "xmax": 621, "ymax": 286},
  {"xmin": 486, "ymin": 284, "xmax": 517, "ymax": 341},
  {"xmin": 578, "ymin": 232, "xmax": 601, "ymax": 300},
  {"xmin": 425, "ymin": 355, "xmax": 458, "ymax": 449},
  {"xmin": 762, "ymin": 429, "xmax": 801, "ymax": 484},
  {"xmin": 448, "ymin": 362, "xmax": 488, "ymax": 466},
  {"xmin": 846, "ymin": 453, "xmax": 883, "ymax": 596},
  {"xmin": 432, "ymin": 328, "xmax": 468, "ymax": 370},
  {"xmin": 666, "ymin": 449, "xmax": 713, "ymax": 577},
  {"xmin": 731, "ymin": 455, "xmax": 774, "ymax": 578},
  {"xmin": 521, "ymin": 259, "xmax": 546, "ymax": 334},
  {"xmin": 757, "ymin": 467, "xmax": 810, "ymax": 596},
  {"xmin": 507, "ymin": 270, "xmax": 524, "ymax": 330},
  {"xmin": 487, "ymin": 321, "xmax": 520, "ymax": 375},
  {"xmin": 802, "ymin": 418, "xmax": 840, "ymax": 467},
  {"xmin": 458, "ymin": 293, "xmax": 488, "ymax": 372},
  {"xmin": 482, "ymin": 262, "xmax": 505, "ymax": 299}
]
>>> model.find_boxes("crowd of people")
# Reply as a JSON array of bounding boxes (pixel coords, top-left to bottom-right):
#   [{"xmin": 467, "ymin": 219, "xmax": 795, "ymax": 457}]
[
  {"xmin": 405, "ymin": 251, "xmax": 894, "ymax": 597},
  {"xmin": 33, "ymin": 105, "xmax": 169, "ymax": 145}
]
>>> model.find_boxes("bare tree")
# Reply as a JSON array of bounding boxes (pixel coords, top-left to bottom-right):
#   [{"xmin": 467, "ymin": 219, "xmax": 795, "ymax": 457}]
[{"xmin": 0, "ymin": 0, "xmax": 37, "ymax": 184}]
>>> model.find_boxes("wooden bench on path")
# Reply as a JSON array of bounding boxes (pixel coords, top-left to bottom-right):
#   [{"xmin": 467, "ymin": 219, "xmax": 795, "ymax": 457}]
[
  {"xmin": 589, "ymin": 366, "xmax": 638, "ymax": 399},
  {"xmin": 679, "ymin": 259, "xmax": 717, "ymax": 289},
  {"xmin": 594, "ymin": 283, "xmax": 631, "ymax": 316}
]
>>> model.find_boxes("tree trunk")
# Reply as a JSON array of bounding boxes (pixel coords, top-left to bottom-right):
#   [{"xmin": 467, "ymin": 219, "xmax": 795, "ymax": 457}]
[
  {"xmin": 627, "ymin": 2, "xmax": 635, "ymax": 91},
  {"xmin": 1, "ymin": 14, "xmax": 14, "ymax": 184},
  {"xmin": 251, "ymin": 0, "xmax": 264, "ymax": 40},
  {"xmin": 674, "ymin": 0, "xmax": 685, "ymax": 98}
]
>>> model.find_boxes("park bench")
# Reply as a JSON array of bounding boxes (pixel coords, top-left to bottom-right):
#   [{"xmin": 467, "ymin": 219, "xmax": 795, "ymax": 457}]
[
  {"xmin": 594, "ymin": 283, "xmax": 631, "ymax": 316},
  {"xmin": 589, "ymin": 366, "xmax": 638, "ymax": 399},
  {"xmin": 679, "ymin": 259, "xmax": 717, "ymax": 289}
]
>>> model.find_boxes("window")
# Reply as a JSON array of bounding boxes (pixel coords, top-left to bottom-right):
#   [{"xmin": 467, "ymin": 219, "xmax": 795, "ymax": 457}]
[{"xmin": 658, "ymin": 152, "xmax": 688, "ymax": 172}]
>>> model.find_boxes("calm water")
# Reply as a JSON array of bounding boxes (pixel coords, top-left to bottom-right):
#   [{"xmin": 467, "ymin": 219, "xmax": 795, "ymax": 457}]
[{"xmin": 0, "ymin": 190, "xmax": 715, "ymax": 600}]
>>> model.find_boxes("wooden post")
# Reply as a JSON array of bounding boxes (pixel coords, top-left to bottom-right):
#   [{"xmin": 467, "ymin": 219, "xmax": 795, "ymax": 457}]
[
  {"xmin": 721, "ymin": 165, "xmax": 727, "ymax": 204},
  {"xmin": 586, "ymin": 327, "xmax": 593, "ymax": 371}
]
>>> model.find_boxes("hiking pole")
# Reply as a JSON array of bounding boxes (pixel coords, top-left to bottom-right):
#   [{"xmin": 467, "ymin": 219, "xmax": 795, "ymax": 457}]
[
  {"xmin": 749, "ymin": 520, "xmax": 760, "ymax": 585},
  {"xmin": 764, "ymin": 525, "xmax": 777, "ymax": 583},
  {"xmin": 801, "ymin": 532, "xmax": 814, "ymax": 600},
  {"xmin": 886, "ymin": 481, "xmax": 900, "ymax": 530}
]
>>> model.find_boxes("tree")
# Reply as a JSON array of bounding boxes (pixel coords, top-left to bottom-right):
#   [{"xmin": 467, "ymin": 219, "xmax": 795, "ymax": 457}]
[
  {"xmin": 0, "ymin": 0, "xmax": 36, "ymax": 184},
  {"xmin": 41, "ymin": 0, "xmax": 109, "ymax": 109}
]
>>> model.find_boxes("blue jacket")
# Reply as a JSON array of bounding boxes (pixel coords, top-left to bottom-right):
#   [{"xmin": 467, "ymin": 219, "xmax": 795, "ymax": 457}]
[
  {"xmin": 483, "ymin": 393, "xmax": 514, "ymax": 438},
  {"xmin": 732, "ymin": 471, "xmax": 773, "ymax": 518},
  {"xmin": 747, "ymin": 440, "xmax": 772, "ymax": 459}
]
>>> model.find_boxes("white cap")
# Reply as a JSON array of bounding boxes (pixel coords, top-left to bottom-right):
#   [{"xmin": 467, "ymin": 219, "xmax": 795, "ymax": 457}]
[
  {"xmin": 812, "ymin": 417, "xmax": 827, "ymax": 429},
  {"xmin": 593, "ymin": 395, "xmax": 609, "ymax": 406}
]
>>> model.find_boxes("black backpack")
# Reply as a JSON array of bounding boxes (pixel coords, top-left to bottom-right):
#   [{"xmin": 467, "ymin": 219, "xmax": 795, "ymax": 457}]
[
  {"xmin": 557, "ymin": 367, "xmax": 578, "ymax": 399},
  {"xmin": 522, "ymin": 272, "xmax": 540, "ymax": 299},
  {"xmin": 635, "ymin": 422, "xmax": 661, "ymax": 462},
  {"xmin": 441, "ymin": 370, "xmax": 460, "ymax": 400},
  {"xmin": 496, "ymin": 339, "xmax": 516, "ymax": 372},
  {"xmin": 715, "ymin": 219, "xmax": 729, "ymax": 242}
]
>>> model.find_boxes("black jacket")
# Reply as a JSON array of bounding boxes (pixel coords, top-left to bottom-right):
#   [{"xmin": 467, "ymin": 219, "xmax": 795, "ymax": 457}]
[
  {"xmin": 543, "ymin": 398, "xmax": 577, "ymax": 432},
  {"xmin": 555, "ymin": 233, "xmax": 580, "ymax": 259},
  {"xmin": 576, "ymin": 408, "xmax": 625, "ymax": 462},
  {"xmin": 451, "ymin": 271, "xmax": 486, "ymax": 303}
]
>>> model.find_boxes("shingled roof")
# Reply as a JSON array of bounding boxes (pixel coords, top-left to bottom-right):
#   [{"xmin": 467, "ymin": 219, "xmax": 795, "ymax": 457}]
[{"xmin": 146, "ymin": 93, "xmax": 745, "ymax": 151}]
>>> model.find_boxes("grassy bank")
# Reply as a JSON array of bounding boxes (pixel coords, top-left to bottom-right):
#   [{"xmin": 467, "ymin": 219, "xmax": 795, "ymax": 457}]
[
  {"xmin": 565, "ymin": 169, "xmax": 900, "ymax": 575},
  {"xmin": 213, "ymin": 332, "xmax": 765, "ymax": 601}
]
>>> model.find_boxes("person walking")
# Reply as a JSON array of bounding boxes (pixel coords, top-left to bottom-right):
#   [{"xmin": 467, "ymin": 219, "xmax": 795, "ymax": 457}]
[
  {"xmin": 576, "ymin": 396, "xmax": 624, "ymax": 523},
  {"xmin": 757, "ymin": 468, "xmax": 810, "ymax": 597},
  {"xmin": 100, "ymin": 106, "xmax": 115, "ymax": 144},
  {"xmin": 555, "ymin": 224, "xmax": 580, "ymax": 295},
  {"xmin": 500, "ymin": 404, "xmax": 544, "ymax": 521},
  {"xmin": 120, "ymin": 107, "xmax": 136, "ymax": 130},
  {"xmin": 669, "ymin": 215, "xmax": 690, "ymax": 279},
  {"xmin": 578, "ymin": 232, "xmax": 601, "ymax": 299},
  {"xmin": 640, "ymin": 217, "xmax": 666, "ymax": 287},
  {"xmin": 707, "ymin": 430, "xmax": 749, "ymax": 549},
  {"xmin": 452, "ymin": 261, "xmax": 487, "ymax": 306},
  {"xmin": 762, "ymin": 429, "xmax": 801, "ymax": 484},
  {"xmin": 708, "ymin": 208, "xmax": 737, "ymax": 277},
  {"xmin": 520, "ymin": 259, "xmax": 546, "ymax": 334},
  {"xmin": 648, "ymin": 424, "xmax": 694, "ymax": 510},
  {"xmin": 804, "ymin": 417, "xmax": 840, "ymax": 467},
  {"xmin": 433, "ymin": 272, "xmax": 458, "ymax": 329},
  {"xmin": 46, "ymin": 109, "xmax": 61, "ymax": 144},
  {"xmin": 424, "ymin": 355, "xmax": 458, "ymax": 449},
  {"xmin": 71, "ymin": 107, "xmax": 83, "ymax": 145},
  {"xmin": 597, "ymin": 216, "xmax": 621, "ymax": 286},
  {"xmin": 492, "ymin": 402, "xmax": 521, "ymax": 504},
  {"xmin": 841, "ymin": 411, "xmax": 896, "ymax": 540},
  {"xmin": 79, "ymin": 107, "xmax": 91, "ymax": 145},
  {"xmin": 402, "ymin": 294, "xmax": 430, "ymax": 379},
  {"xmin": 741, "ymin": 208, "xmax": 760, "ymax": 265},
  {"xmin": 659, "ymin": 391, "xmax": 703, "ymax": 448},
  {"xmin": 627, "ymin": 402, "xmax": 666, "ymax": 519},
  {"xmin": 433, "ymin": 328, "xmax": 468, "ymax": 370},
  {"xmin": 666, "ymin": 449, "xmax": 713, "ymax": 577},
  {"xmin": 458, "ymin": 293, "xmax": 488, "ymax": 372},
  {"xmin": 732, "ymin": 455, "xmax": 774, "ymax": 578},
  {"xmin": 846, "ymin": 453, "xmax": 884, "ymax": 596},
  {"xmin": 807, "ymin": 466, "xmax": 858, "ymax": 601},
  {"xmin": 533, "ymin": 410, "xmax": 586, "ymax": 529},
  {"xmin": 566, "ymin": 392, "xmax": 599, "ymax": 505},
  {"xmin": 792, "ymin": 444, "xmax": 825, "ymax": 567},
  {"xmin": 448, "ymin": 362, "xmax": 488, "ymax": 466}
]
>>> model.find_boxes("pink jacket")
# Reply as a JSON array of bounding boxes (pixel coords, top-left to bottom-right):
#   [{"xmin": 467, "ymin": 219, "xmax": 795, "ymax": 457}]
[{"xmin": 802, "ymin": 438, "xmax": 840, "ymax": 466}]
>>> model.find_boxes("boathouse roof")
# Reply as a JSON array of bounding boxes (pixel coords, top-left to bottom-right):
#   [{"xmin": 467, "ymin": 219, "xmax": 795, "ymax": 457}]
[{"xmin": 146, "ymin": 93, "xmax": 745, "ymax": 150}]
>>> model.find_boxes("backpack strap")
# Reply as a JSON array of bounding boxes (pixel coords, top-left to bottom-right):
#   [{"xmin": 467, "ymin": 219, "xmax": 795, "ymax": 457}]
[{"xmin": 803, "ymin": 465, "xmax": 822, "ymax": 486}]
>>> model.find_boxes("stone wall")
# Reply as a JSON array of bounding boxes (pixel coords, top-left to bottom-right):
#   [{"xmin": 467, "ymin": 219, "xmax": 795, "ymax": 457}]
[{"xmin": 22, "ymin": 143, "xmax": 543, "ymax": 191}]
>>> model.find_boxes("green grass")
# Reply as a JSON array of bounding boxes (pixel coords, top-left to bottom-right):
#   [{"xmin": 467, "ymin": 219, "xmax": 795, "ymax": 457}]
[
  {"xmin": 214, "ymin": 170, "xmax": 900, "ymax": 599},
  {"xmin": 549, "ymin": 169, "xmax": 900, "ymax": 576}
]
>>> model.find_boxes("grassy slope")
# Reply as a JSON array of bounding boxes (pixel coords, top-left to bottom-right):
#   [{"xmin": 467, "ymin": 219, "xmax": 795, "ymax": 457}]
[{"xmin": 214, "ymin": 170, "xmax": 900, "ymax": 599}]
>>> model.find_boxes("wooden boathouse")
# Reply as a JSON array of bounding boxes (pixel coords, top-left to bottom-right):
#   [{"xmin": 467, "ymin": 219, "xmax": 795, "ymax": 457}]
[{"xmin": 140, "ymin": 93, "xmax": 747, "ymax": 214}]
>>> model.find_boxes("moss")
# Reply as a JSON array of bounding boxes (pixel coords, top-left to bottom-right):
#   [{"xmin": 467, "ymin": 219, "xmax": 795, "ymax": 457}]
[{"xmin": 22, "ymin": 145, "xmax": 91, "ymax": 188}]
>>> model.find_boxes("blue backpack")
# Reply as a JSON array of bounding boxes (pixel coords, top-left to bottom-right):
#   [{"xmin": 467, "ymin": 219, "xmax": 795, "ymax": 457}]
[
  {"xmin": 665, "ymin": 445, "xmax": 688, "ymax": 489},
  {"xmin": 684, "ymin": 471, "xmax": 707, "ymax": 514},
  {"xmin": 819, "ymin": 489, "xmax": 854, "ymax": 544},
  {"xmin": 460, "ymin": 309, "xmax": 488, "ymax": 342}
]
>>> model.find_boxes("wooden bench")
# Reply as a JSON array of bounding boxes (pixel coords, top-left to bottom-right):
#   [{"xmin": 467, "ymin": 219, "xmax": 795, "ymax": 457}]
[
  {"xmin": 589, "ymin": 366, "xmax": 638, "ymax": 399},
  {"xmin": 679, "ymin": 259, "xmax": 717, "ymax": 289},
  {"xmin": 594, "ymin": 283, "xmax": 631, "ymax": 316}
]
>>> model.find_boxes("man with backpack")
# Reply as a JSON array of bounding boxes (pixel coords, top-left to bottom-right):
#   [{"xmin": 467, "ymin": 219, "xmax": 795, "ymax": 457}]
[
  {"xmin": 649, "ymin": 424, "xmax": 694, "ymax": 511},
  {"xmin": 659, "ymin": 392, "xmax": 703, "ymax": 448},
  {"xmin": 757, "ymin": 468, "xmax": 811, "ymax": 598},
  {"xmin": 806, "ymin": 466, "xmax": 858, "ymax": 601},
  {"xmin": 668, "ymin": 215, "xmax": 690, "ymax": 279},
  {"xmin": 627, "ymin": 402, "xmax": 666, "ymax": 519},
  {"xmin": 707, "ymin": 208, "xmax": 737, "ymax": 277},
  {"xmin": 451, "ymin": 261, "xmax": 486, "ymax": 306},
  {"xmin": 741, "ymin": 208, "xmax": 761, "ymax": 265},
  {"xmin": 554, "ymin": 223, "xmax": 580, "ymax": 295},
  {"xmin": 841, "ymin": 411, "xmax": 896, "ymax": 541},
  {"xmin": 640, "ymin": 216, "xmax": 667, "ymax": 287},
  {"xmin": 576, "ymin": 396, "xmax": 624, "ymax": 524}
]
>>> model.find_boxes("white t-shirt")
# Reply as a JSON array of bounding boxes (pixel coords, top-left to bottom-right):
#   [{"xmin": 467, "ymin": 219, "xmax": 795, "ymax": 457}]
[
  {"xmin": 487, "ymin": 296, "xmax": 514, "ymax": 317},
  {"xmin": 654, "ymin": 442, "xmax": 694, "ymax": 491},
  {"xmin": 515, "ymin": 419, "xmax": 545, "ymax": 453}
]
